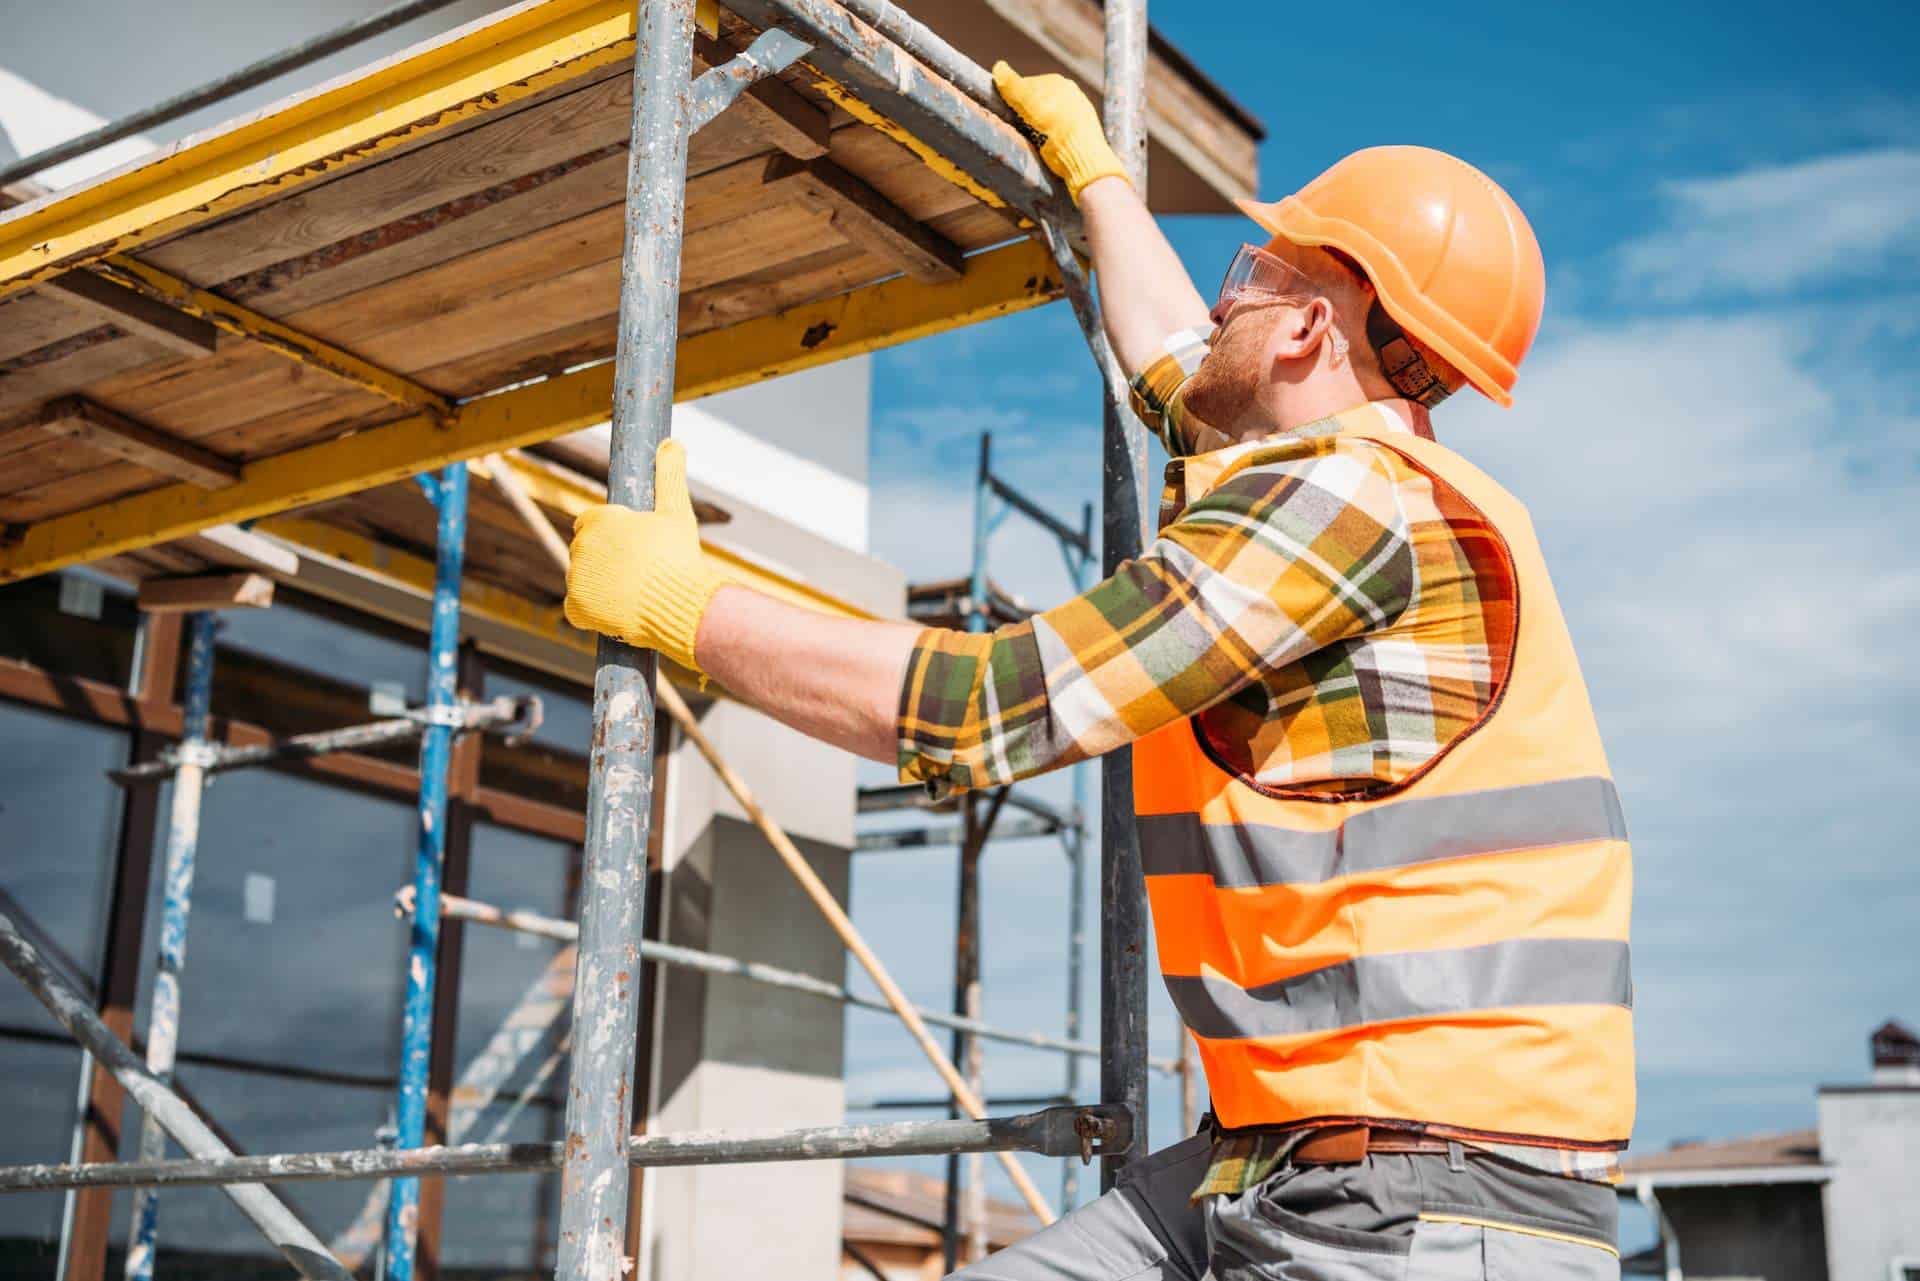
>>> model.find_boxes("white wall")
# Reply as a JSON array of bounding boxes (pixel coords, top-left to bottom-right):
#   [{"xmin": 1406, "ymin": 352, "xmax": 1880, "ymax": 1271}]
[{"xmin": 1818, "ymin": 1085, "xmax": 1920, "ymax": 1281}]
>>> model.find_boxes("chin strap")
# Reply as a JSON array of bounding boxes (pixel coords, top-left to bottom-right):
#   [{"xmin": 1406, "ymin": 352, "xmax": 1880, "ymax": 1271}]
[{"xmin": 1367, "ymin": 299, "xmax": 1456, "ymax": 409}]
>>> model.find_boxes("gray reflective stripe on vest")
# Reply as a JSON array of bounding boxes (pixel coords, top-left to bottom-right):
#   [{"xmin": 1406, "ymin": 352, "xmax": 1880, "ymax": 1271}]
[
  {"xmin": 1137, "ymin": 776, "xmax": 1626, "ymax": 888},
  {"xmin": 1163, "ymin": 937, "xmax": 1632, "ymax": 1042}
]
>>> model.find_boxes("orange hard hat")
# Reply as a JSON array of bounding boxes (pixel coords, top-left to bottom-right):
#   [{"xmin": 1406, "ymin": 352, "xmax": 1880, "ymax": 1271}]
[{"xmin": 1236, "ymin": 146, "xmax": 1546, "ymax": 408}]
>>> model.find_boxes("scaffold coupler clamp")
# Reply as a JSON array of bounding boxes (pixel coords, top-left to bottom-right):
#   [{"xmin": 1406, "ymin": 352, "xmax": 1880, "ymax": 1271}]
[
  {"xmin": 1072, "ymin": 1104, "xmax": 1131, "ymax": 1165},
  {"xmin": 170, "ymin": 741, "xmax": 222, "ymax": 770},
  {"xmin": 1016, "ymin": 1103, "xmax": 1133, "ymax": 1164}
]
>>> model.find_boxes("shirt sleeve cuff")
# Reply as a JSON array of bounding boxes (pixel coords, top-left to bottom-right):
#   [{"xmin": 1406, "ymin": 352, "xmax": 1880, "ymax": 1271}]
[
  {"xmin": 894, "ymin": 626, "xmax": 993, "ymax": 795},
  {"xmin": 1128, "ymin": 325, "xmax": 1214, "ymax": 458}
]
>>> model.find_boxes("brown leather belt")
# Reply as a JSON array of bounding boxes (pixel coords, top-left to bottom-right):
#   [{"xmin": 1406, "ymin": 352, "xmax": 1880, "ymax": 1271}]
[{"xmin": 1291, "ymin": 1125, "xmax": 1456, "ymax": 1165}]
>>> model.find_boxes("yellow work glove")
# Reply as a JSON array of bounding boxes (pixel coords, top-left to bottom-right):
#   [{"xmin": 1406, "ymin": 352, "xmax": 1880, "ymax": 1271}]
[
  {"xmin": 563, "ymin": 440, "xmax": 722, "ymax": 676},
  {"xmin": 992, "ymin": 61, "xmax": 1129, "ymax": 203}
]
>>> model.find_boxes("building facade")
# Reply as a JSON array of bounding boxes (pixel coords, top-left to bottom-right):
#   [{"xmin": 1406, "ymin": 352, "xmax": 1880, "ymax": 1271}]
[{"xmin": 1623, "ymin": 1023, "xmax": 1920, "ymax": 1281}]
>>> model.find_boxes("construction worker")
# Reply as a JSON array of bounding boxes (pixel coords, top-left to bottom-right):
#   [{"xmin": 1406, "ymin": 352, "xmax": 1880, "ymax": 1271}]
[{"xmin": 564, "ymin": 61, "xmax": 1631, "ymax": 1281}]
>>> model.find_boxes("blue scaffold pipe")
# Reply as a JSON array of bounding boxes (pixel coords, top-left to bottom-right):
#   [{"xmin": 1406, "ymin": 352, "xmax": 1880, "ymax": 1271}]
[{"xmin": 383, "ymin": 460, "xmax": 467, "ymax": 1281}]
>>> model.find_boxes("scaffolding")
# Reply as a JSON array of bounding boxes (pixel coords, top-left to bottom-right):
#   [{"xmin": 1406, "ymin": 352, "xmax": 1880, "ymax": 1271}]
[{"xmin": 0, "ymin": 0, "xmax": 1192, "ymax": 1276}]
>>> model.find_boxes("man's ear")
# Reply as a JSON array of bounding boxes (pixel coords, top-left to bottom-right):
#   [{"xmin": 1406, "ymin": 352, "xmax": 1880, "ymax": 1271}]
[{"xmin": 1269, "ymin": 297, "xmax": 1335, "ymax": 363}]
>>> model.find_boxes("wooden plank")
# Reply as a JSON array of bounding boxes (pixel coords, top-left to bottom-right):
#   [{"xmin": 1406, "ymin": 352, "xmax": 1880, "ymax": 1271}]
[
  {"xmin": 138, "ymin": 53, "xmax": 787, "ymax": 304},
  {"xmin": 136, "ymin": 571, "xmax": 275, "ymax": 612},
  {"xmin": 346, "ymin": 202, "xmax": 838, "ymax": 383},
  {"xmin": 138, "ymin": 64, "xmax": 642, "ymax": 292},
  {"xmin": 0, "ymin": 331, "xmax": 180, "ymax": 418},
  {"xmin": 0, "ymin": 291, "xmax": 107, "ymax": 363},
  {"xmin": 770, "ymin": 154, "xmax": 964, "ymax": 283},
  {"xmin": 35, "ymin": 396, "xmax": 241, "ymax": 488},
  {"xmin": 41, "ymin": 270, "xmax": 220, "ymax": 358},
  {"xmin": 679, "ymin": 242, "xmax": 877, "ymax": 337},
  {"xmin": 91, "ymin": 253, "xmax": 450, "ymax": 418}
]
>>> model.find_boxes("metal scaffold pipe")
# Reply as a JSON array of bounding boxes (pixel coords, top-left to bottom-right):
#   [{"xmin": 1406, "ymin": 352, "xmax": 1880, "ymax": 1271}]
[
  {"xmin": 401, "ymin": 888, "xmax": 1183, "ymax": 1071},
  {"xmin": 0, "ymin": 898, "xmax": 349, "ymax": 1279},
  {"xmin": 384, "ymin": 460, "xmax": 469, "ymax": 1281},
  {"xmin": 1098, "ymin": 0, "xmax": 1153, "ymax": 1193},
  {"xmin": 0, "ymin": 1105, "xmax": 1131, "ymax": 1194},
  {"xmin": 111, "ymin": 695, "xmax": 536, "ymax": 785},
  {"xmin": 124, "ymin": 610, "xmax": 217, "ymax": 1281},
  {"xmin": 557, "ymin": 0, "xmax": 697, "ymax": 1274},
  {"xmin": 488, "ymin": 424, "xmax": 1065, "ymax": 1229}
]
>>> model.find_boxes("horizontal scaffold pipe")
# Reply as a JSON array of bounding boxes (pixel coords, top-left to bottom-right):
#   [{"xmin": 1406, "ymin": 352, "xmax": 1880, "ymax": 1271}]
[
  {"xmin": 112, "ymin": 695, "xmax": 539, "ymax": 784},
  {"xmin": 399, "ymin": 889, "xmax": 1178, "ymax": 1073},
  {"xmin": 0, "ymin": 1105, "xmax": 1132, "ymax": 1194},
  {"xmin": 728, "ymin": 0, "xmax": 1064, "ymax": 221}
]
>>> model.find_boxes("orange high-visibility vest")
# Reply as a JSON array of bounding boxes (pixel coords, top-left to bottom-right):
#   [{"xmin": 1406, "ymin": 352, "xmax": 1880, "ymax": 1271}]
[{"xmin": 1133, "ymin": 418, "xmax": 1634, "ymax": 1146}]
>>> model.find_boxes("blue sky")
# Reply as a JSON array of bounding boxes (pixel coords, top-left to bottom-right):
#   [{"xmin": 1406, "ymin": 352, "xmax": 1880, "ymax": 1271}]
[{"xmin": 851, "ymin": 0, "xmax": 1920, "ymax": 1205}]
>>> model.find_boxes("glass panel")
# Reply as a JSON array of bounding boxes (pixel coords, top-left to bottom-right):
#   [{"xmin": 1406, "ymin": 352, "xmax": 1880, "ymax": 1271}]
[
  {"xmin": 0, "ymin": 704, "xmax": 126, "ymax": 1029},
  {"xmin": 0, "ymin": 704, "xmax": 129, "ymax": 1276},
  {"xmin": 439, "ymin": 823, "xmax": 576, "ymax": 1274},
  {"xmin": 216, "ymin": 600, "xmax": 429, "ymax": 706},
  {"xmin": 0, "ymin": 1040, "xmax": 86, "ymax": 1279},
  {"xmin": 108, "ymin": 1068, "xmax": 391, "ymax": 1274},
  {"xmin": 135, "ymin": 769, "xmax": 414, "ymax": 1081}
]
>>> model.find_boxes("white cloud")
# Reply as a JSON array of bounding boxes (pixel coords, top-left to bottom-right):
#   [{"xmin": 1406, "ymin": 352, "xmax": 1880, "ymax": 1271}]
[
  {"xmin": 1617, "ymin": 147, "xmax": 1920, "ymax": 300},
  {"xmin": 1443, "ymin": 296, "xmax": 1920, "ymax": 1113}
]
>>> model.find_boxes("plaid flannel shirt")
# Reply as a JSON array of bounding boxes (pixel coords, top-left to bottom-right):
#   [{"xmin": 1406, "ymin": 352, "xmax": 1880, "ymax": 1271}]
[
  {"xmin": 895, "ymin": 327, "xmax": 1618, "ymax": 1192},
  {"xmin": 896, "ymin": 326, "xmax": 1499, "ymax": 799}
]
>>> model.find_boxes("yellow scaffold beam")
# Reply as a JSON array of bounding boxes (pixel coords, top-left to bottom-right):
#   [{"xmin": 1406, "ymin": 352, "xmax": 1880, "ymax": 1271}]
[
  {"xmin": 255, "ymin": 509, "xmax": 872, "ymax": 676},
  {"xmin": 0, "ymin": 238, "xmax": 1064, "ymax": 582},
  {"xmin": 0, "ymin": 0, "xmax": 644, "ymax": 298}
]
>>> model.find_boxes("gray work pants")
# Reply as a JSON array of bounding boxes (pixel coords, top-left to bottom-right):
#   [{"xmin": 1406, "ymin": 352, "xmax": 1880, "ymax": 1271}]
[{"xmin": 951, "ymin": 1135, "xmax": 1620, "ymax": 1280}]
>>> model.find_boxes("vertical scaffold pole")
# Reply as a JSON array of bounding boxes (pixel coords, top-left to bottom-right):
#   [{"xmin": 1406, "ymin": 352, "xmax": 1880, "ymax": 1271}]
[
  {"xmin": 385, "ymin": 460, "xmax": 469, "ymax": 1281},
  {"xmin": 968, "ymin": 433, "xmax": 994, "ymax": 637},
  {"xmin": 945, "ymin": 439, "xmax": 995, "ymax": 1271},
  {"xmin": 555, "ymin": 2, "xmax": 695, "ymax": 1277},
  {"xmin": 124, "ymin": 610, "xmax": 217, "ymax": 1281},
  {"xmin": 1061, "ymin": 499, "xmax": 1094, "ymax": 1209},
  {"xmin": 1098, "ymin": 0, "xmax": 1151, "ymax": 1192}
]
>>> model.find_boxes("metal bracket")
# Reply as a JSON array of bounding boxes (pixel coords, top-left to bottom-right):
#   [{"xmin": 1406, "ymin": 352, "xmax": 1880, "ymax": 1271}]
[
  {"xmin": 1070, "ymin": 1105, "xmax": 1131, "ymax": 1165},
  {"xmin": 686, "ymin": 28, "xmax": 812, "ymax": 134},
  {"xmin": 998, "ymin": 1103, "xmax": 1133, "ymax": 1163},
  {"xmin": 168, "ymin": 741, "xmax": 222, "ymax": 769},
  {"xmin": 409, "ymin": 704, "xmax": 468, "ymax": 729}
]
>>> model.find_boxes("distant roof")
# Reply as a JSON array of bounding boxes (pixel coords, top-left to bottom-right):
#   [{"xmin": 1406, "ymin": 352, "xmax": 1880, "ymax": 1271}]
[
  {"xmin": 843, "ymin": 1165, "xmax": 1034, "ymax": 1251},
  {"xmin": 1620, "ymin": 1129, "xmax": 1830, "ymax": 1188}
]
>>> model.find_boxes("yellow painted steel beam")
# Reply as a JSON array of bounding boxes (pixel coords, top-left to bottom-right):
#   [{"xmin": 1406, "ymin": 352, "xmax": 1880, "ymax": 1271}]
[
  {"xmin": 255, "ymin": 516, "xmax": 581, "ymax": 634},
  {"xmin": 256, "ymin": 510, "xmax": 871, "ymax": 680},
  {"xmin": 92, "ymin": 255, "xmax": 451, "ymax": 418},
  {"xmin": 0, "ymin": 238, "xmax": 1064, "ymax": 582},
  {"xmin": 0, "ymin": 0, "xmax": 643, "ymax": 298}
]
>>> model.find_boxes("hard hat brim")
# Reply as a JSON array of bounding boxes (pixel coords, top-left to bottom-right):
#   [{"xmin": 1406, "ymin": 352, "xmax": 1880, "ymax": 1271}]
[{"xmin": 1234, "ymin": 197, "xmax": 1518, "ymax": 409}]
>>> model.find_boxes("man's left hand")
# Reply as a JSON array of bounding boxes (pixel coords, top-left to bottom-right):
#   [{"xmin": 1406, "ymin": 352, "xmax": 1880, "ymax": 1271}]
[{"xmin": 563, "ymin": 440, "xmax": 722, "ymax": 675}]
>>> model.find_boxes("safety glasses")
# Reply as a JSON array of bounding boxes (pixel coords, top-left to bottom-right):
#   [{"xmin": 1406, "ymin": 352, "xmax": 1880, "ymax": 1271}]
[{"xmin": 1211, "ymin": 242, "xmax": 1317, "ymax": 327}]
